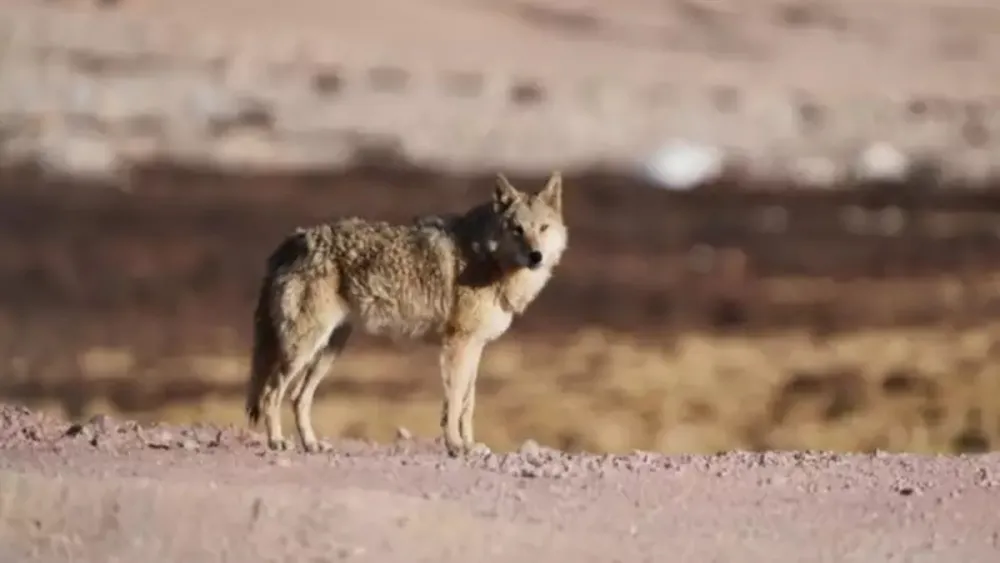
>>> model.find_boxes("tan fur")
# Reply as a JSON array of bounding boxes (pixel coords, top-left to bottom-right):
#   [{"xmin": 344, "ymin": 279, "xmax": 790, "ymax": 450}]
[{"xmin": 245, "ymin": 172, "xmax": 568, "ymax": 456}]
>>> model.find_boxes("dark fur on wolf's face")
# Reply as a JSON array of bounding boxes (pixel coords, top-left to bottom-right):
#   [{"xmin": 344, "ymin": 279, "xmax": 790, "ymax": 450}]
[{"xmin": 490, "ymin": 173, "xmax": 565, "ymax": 271}]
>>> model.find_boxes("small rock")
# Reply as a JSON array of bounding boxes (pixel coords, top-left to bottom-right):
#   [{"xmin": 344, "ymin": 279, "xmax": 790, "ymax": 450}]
[
  {"xmin": 88, "ymin": 414, "xmax": 114, "ymax": 433},
  {"xmin": 395, "ymin": 427, "xmax": 412, "ymax": 441},
  {"xmin": 180, "ymin": 439, "xmax": 199, "ymax": 451},
  {"xmin": 469, "ymin": 442, "xmax": 492, "ymax": 456},
  {"xmin": 335, "ymin": 546, "xmax": 365, "ymax": 559},
  {"xmin": 249, "ymin": 498, "xmax": 265, "ymax": 523},
  {"xmin": 63, "ymin": 423, "xmax": 86, "ymax": 438},
  {"xmin": 208, "ymin": 430, "xmax": 224, "ymax": 448},
  {"xmin": 271, "ymin": 457, "xmax": 291, "ymax": 468},
  {"xmin": 145, "ymin": 429, "xmax": 174, "ymax": 450},
  {"xmin": 544, "ymin": 465, "xmax": 567, "ymax": 479},
  {"xmin": 519, "ymin": 439, "xmax": 541, "ymax": 457},
  {"xmin": 21, "ymin": 427, "xmax": 42, "ymax": 442}
]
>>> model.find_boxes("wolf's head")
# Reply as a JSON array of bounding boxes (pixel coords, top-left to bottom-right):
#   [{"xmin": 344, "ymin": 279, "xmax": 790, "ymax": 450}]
[{"xmin": 489, "ymin": 171, "xmax": 567, "ymax": 272}]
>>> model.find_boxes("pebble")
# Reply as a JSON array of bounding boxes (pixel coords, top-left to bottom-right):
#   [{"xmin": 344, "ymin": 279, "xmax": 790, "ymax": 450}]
[{"xmin": 519, "ymin": 439, "xmax": 540, "ymax": 457}]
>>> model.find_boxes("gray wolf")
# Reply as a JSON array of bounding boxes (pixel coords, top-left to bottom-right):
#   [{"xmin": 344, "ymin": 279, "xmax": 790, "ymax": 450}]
[{"xmin": 244, "ymin": 172, "xmax": 567, "ymax": 457}]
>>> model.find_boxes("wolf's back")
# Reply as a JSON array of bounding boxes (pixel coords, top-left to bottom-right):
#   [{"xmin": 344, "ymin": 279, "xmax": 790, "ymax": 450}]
[{"xmin": 332, "ymin": 218, "xmax": 462, "ymax": 338}]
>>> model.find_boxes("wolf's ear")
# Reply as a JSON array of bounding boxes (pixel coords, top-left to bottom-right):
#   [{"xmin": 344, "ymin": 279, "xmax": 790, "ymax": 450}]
[
  {"xmin": 537, "ymin": 171, "xmax": 562, "ymax": 215},
  {"xmin": 493, "ymin": 173, "xmax": 520, "ymax": 211}
]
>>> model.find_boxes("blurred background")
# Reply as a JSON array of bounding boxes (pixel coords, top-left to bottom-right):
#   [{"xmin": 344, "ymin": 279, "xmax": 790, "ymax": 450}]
[{"xmin": 3, "ymin": 0, "xmax": 1000, "ymax": 454}]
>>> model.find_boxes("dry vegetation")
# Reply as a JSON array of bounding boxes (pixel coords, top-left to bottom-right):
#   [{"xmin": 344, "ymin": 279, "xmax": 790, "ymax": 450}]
[
  {"xmin": 11, "ymin": 319, "xmax": 1000, "ymax": 455},
  {"xmin": 4, "ymin": 164, "xmax": 1000, "ymax": 455}
]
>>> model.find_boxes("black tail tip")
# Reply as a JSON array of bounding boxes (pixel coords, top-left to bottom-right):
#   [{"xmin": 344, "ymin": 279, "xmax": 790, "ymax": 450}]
[{"xmin": 246, "ymin": 405, "xmax": 261, "ymax": 426}]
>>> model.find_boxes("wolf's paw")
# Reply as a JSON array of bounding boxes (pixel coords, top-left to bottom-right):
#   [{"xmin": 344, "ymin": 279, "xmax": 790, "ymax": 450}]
[
  {"xmin": 303, "ymin": 440, "xmax": 334, "ymax": 454},
  {"xmin": 444, "ymin": 440, "xmax": 467, "ymax": 458},
  {"xmin": 467, "ymin": 442, "xmax": 492, "ymax": 456},
  {"xmin": 444, "ymin": 440, "xmax": 489, "ymax": 458},
  {"xmin": 267, "ymin": 438, "xmax": 293, "ymax": 452}
]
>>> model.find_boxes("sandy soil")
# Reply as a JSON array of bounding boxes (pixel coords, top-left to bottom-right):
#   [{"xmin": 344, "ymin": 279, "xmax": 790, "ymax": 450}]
[
  {"xmin": 3, "ymin": 0, "xmax": 1000, "ymax": 180},
  {"xmin": 1, "ymin": 404, "xmax": 999, "ymax": 562}
]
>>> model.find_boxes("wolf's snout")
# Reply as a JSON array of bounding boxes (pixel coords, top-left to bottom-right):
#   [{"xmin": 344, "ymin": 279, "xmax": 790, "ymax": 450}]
[{"xmin": 527, "ymin": 250, "xmax": 543, "ymax": 269}]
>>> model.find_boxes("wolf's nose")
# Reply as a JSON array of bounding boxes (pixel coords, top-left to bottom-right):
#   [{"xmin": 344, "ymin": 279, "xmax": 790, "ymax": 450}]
[{"xmin": 528, "ymin": 251, "xmax": 543, "ymax": 268}]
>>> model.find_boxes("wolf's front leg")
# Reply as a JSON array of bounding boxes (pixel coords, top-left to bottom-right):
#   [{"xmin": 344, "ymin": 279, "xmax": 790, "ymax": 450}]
[
  {"xmin": 459, "ymin": 388, "xmax": 476, "ymax": 447},
  {"xmin": 440, "ymin": 336, "xmax": 485, "ymax": 457}
]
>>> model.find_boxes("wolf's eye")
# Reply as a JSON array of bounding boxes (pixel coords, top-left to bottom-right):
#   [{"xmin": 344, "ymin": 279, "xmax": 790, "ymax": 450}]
[
  {"xmin": 512, "ymin": 225, "xmax": 524, "ymax": 236},
  {"xmin": 540, "ymin": 224, "xmax": 549, "ymax": 233}
]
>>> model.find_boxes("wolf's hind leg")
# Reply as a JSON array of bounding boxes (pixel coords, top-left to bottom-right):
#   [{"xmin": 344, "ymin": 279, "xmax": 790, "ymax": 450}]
[
  {"xmin": 266, "ymin": 277, "xmax": 345, "ymax": 453},
  {"xmin": 264, "ymin": 332, "xmax": 329, "ymax": 452},
  {"xmin": 262, "ymin": 376, "xmax": 293, "ymax": 451},
  {"xmin": 291, "ymin": 321, "xmax": 353, "ymax": 453}
]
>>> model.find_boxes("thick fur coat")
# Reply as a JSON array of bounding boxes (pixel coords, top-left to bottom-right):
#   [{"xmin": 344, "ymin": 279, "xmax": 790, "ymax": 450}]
[{"xmin": 245, "ymin": 172, "xmax": 568, "ymax": 456}]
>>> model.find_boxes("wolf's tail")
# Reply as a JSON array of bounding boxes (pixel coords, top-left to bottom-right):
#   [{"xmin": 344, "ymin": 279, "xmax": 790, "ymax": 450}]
[
  {"xmin": 245, "ymin": 275, "xmax": 279, "ymax": 427},
  {"xmin": 245, "ymin": 233, "xmax": 308, "ymax": 426}
]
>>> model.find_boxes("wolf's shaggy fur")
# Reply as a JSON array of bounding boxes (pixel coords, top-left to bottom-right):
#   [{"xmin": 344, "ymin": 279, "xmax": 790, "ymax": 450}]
[{"xmin": 245, "ymin": 173, "xmax": 567, "ymax": 456}]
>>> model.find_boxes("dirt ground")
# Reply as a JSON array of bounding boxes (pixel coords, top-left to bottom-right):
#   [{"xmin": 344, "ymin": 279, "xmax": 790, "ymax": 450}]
[{"xmin": 2, "ymin": 404, "xmax": 999, "ymax": 562}]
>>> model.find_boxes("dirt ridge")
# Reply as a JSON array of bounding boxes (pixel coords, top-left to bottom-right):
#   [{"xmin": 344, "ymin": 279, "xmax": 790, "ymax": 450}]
[{"xmin": 1, "ymin": 403, "xmax": 999, "ymax": 562}]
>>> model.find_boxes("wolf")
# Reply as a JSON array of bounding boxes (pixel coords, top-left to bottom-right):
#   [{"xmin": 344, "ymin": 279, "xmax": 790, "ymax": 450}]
[{"xmin": 244, "ymin": 172, "xmax": 567, "ymax": 457}]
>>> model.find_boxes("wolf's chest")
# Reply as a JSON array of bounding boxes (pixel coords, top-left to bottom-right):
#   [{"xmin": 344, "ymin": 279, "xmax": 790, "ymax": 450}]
[
  {"xmin": 471, "ymin": 304, "xmax": 514, "ymax": 341},
  {"xmin": 500, "ymin": 269, "xmax": 552, "ymax": 314}
]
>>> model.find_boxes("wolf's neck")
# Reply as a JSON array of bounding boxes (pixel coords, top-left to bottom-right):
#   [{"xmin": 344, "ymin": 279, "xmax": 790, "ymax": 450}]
[
  {"xmin": 497, "ymin": 267, "xmax": 553, "ymax": 315},
  {"xmin": 450, "ymin": 203, "xmax": 508, "ymax": 288},
  {"xmin": 450, "ymin": 204, "xmax": 553, "ymax": 314}
]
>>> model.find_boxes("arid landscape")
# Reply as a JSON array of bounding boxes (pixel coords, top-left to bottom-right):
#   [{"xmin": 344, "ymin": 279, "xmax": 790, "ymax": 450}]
[
  {"xmin": 3, "ymin": 0, "xmax": 1000, "ymax": 560},
  {"xmin": 5, "ymin": 163, "xmax": 1000, "ymax": 455}
]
